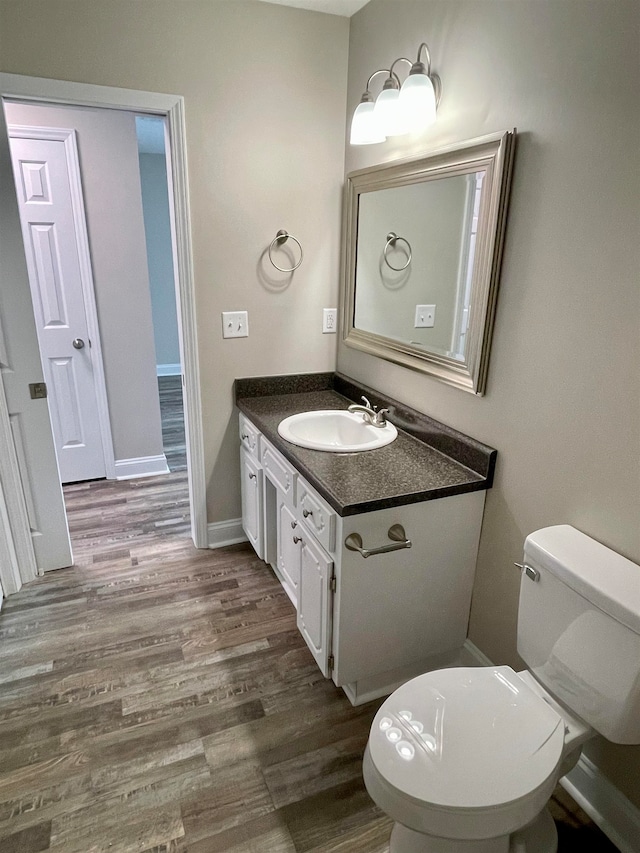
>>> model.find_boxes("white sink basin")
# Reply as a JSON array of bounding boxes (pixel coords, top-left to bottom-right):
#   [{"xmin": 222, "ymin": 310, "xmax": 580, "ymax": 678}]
[{"xmin": 277, "ymin": 409, "xmax": 397, "ymax": 453}]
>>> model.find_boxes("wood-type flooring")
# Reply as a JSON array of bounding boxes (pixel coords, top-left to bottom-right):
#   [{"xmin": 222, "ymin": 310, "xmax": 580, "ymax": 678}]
[
  {"xmin": 158, "ymin": 375, "xmax": 187, "ymax": 474},
  {"xmin": 0, "ymin": 384, "xmax": 620, "ymax": 851}
]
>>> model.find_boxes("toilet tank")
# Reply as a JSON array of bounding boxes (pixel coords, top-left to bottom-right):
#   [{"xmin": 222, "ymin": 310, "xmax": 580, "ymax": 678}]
[{"xmin": 517, "ymin": 525, "xmax": 640, "ymax": 744}]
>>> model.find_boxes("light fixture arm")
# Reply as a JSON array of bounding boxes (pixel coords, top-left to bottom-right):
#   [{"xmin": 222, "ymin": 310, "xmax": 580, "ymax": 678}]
[
  {"xmin": 389, "ymin": 50, "xmax": 442, "ymax": 108},
  {"xmin": 416, "ymin": 42, "xmax": 432, "ymax": 74},
  {"xmin": 389, "ymin": 57, "xmax": 413, "ymax": 77},
  {"xmin": 363, "ymin": 68, "xmax": 401, "ymax": 96}
]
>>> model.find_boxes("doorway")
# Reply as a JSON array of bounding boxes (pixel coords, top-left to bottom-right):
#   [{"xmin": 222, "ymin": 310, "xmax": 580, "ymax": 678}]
[
  {"xmin": 0, "ymin": 74, "xmax": 207, "ymax": 592},
  {"xmin": 6, "ymin": 100, "xmax": 191, "ymax": 565}
]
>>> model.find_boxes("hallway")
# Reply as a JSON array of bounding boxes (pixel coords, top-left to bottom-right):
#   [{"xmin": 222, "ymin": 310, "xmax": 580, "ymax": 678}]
[{"xmin": 61, "ymin": 374, "xmax": 189, "ymax": 569}]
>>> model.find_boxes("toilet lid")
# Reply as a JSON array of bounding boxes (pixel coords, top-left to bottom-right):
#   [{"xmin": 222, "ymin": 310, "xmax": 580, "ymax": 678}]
[{"xmin": 369, "ymin": 666, "xmax": 565, "ymax": 810}]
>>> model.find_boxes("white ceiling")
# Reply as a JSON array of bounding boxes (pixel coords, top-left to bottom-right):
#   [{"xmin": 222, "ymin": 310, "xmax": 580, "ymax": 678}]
[{"xmin": 256, "ymin": 0, "xmax": 369, "ymax": 17}]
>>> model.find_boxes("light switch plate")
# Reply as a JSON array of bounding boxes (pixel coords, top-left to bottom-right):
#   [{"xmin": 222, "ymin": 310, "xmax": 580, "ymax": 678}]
[
  {"xmin": 414, "ymin": 304, "xmax": 436, "ymax": 328},
  {"xmin": 222, "ymin": 311, "xmax": 248, "ymax": 338}
]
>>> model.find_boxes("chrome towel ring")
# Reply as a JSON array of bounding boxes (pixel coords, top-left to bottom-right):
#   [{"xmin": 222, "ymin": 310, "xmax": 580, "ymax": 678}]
[
  {"xmin": 383, "ymin": 231, "xmax": 412, "ymax": 271},
  {"xmin": 268, "ymin": 229, "xmax": 303, "ymax": 272}
]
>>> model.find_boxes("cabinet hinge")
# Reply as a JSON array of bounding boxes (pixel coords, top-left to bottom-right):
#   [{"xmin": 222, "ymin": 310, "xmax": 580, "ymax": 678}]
[
  {"xmin": 328, "ymin": 654, "xmax": 334, "ymax": 671},
  {"xmin": 330, "ymin": 575, "xmax": 337, "ymax": 593}
]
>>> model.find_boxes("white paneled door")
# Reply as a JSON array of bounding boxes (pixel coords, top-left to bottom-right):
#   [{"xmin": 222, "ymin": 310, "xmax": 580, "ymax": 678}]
[
  {"xmin": 0, "ymin": 108, "xmax": 71, "ymax": 572},
  {"xmin": 9, "ymin": 129, "xmax": 108, "ymax": 484}
]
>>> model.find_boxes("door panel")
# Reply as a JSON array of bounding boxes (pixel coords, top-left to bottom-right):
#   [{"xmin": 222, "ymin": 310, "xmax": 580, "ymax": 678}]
[
  {"xmin": 277, "ymin": 499, "xmax": 299, "ymax": 607},
  {"xmin": 0, "ymin": 105, "xmax": 71, "ymax": 572},
  {"xmin": 297, "ymin": 533, "xmax": 333, "ymax": 678},
  {"xmin": 9, "ymin": 133, "xmax": 106, "ymax": 483},
  {"xmin": 49, "ymin": 357, "xmax": 84, "ymax": 448},
  {"xmin": 240, "ymin": 449, "xmax": 264, "ymax": 560}
]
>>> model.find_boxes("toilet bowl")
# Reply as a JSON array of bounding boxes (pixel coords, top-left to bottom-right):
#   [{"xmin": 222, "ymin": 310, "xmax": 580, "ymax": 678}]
[
  {"xmin": 363, "ymin": 526, "xmax": 640, "ymax": 852},
  {"xmin": 364, "ymin": 666, "xmax": 568, "ymax": 852}
]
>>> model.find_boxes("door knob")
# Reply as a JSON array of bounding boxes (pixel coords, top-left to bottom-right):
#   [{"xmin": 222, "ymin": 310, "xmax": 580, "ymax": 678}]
[{"xmin": 72, "ymin": 338, "xmax": 85, "ymax": 349}]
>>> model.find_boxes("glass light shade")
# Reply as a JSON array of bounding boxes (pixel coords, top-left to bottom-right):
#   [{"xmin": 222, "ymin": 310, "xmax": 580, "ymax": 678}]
[
  {"xmin": 373, "ymin": 88, "xmax": 411, "ymax": 137},
  {"xmin": 399, "ymin": 72, "xmax": 437, "ymax": 132},
  {"xmin": 350, "ymin": 100, "xmax": 386, "ymax": 145}
]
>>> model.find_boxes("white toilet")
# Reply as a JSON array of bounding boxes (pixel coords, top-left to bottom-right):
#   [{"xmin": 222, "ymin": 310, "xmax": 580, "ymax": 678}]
[{"xmin": 363, "ymin": 524, "xmax": 640, "ymax": 852}]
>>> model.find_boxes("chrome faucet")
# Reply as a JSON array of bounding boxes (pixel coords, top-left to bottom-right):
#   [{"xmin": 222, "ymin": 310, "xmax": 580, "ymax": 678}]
[{"xmin": 348, "ymin": 396, "xmax": 390, "ymax": 428}]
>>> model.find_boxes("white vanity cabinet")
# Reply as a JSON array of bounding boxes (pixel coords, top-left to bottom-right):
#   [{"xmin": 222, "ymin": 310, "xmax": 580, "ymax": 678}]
[
  {"xmin": 296, "ymin": 523, "xmax": 334, "ymax": 678},
  {"xmin": 239, "ymin": 414, "xmax": 487, "ymax": 704},
  {"xmin": 276, "ymin": 500, "xmax": 300, "ymax": 604},
  {"xmin": 275, "ymin": 492, "xmax": 334, "ymax": 677},
  {"xmin": 239, "ymin": 415, "xmax": 264, "ymax": 560}
]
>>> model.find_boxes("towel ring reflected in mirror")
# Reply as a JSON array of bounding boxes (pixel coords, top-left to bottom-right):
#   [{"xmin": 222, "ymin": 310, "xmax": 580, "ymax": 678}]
[
  {"xmin": 268, "ymin": 229, "xmax": 303, "ymax": 272},
  {"xmin": 383, "ymin": 232, "xmax": 412, "ymax": 271}
]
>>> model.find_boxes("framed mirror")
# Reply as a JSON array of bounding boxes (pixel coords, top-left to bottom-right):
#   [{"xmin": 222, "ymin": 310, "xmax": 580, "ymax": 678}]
[{"xmin": 341, "ymin": 130, "xmax": 516, "ymax": 395}]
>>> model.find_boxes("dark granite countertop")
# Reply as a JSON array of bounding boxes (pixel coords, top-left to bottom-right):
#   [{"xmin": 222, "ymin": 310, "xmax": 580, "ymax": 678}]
[{"xmin": 235, "ymin": 373, "xmax": 497, "ymax": 517}]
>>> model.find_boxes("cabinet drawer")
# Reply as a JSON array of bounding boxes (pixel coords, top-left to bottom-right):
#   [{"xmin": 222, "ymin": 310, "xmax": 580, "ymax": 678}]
[
  {"xmin": 239, "ymin": 415, "xmax": 260, "ymax": 458},
  {"xmin": 298, "ymin": 477, "xmax": 336, "ymax": 554},
  {"xmin": 262, "ymin": 439, "xmax": 296, "ymax": 506}
]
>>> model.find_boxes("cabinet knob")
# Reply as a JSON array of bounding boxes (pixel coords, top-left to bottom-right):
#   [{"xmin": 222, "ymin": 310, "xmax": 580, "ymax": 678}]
[
  {"xmin": 248, "ymin": 472, "xmax": 256, "ymax": 480},
  {"xmin": 293, "ymin": 535, "xmax": 303, "ymax": 545},
  {"xmin": 302, "ymin": 508, "xmax": 312, "ymax": 518},
  {"xmin": 290, "ymin": 520, "xmax": 297, "ymax": 529},
  {"xmin": 241, "ymin": 433, "xmax": 249, "ymax": 441}
]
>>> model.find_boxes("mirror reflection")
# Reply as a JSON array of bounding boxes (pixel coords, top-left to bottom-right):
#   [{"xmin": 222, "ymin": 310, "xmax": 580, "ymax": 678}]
[
  {"xmin": 342, "ymin": 131, "xmax": 516, "ymax": 394},
  {"xmin": 355, "ymin": 171, "xmax": 484, "ymax": 362}
]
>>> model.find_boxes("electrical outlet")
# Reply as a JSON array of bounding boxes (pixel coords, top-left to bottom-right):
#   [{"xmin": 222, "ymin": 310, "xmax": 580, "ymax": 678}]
[
  {"xmin": 323, "ymin": 308, "xmax": 337, "ymax": 334},
  {"xmin": 414, "ymin": 304, "xmax": 436, "ymax": 328},
  {"xmin": 222, "ymin": 311, "xmax": 248, "ymax": 338}
]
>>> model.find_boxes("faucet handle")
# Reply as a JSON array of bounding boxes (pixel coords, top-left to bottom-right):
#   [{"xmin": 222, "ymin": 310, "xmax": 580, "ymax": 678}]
[
  {"xmin": 375, "ymin": 408, "xmax": 389, "ymax": 426},
  {"xmin": 361, "ymin": 395, "xmax": 374, "ymax": 410}
]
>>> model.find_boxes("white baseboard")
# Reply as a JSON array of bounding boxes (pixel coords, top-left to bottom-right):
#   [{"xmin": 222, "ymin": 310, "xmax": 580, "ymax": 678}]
[
  {"xmin": 561, "ymin": 754, "xmax": 640, "ymax": 853},
  {"xmin": 462, "ymin": 638, "xmax": 495, "ymax": 666},
  {"xmin": 156, "ymin": 363, "xmax": 181, "ymax": 377},
  {"xmin": 114, "ymin": 454, "xmax": 169, "ymax": 480},
  {"xmin": 207, "ymin": 518, "xmax": 247, "ymax": 549},
  {"xmin": 464, "ymin": 639, "xmax": 639, "ymax": 851}
]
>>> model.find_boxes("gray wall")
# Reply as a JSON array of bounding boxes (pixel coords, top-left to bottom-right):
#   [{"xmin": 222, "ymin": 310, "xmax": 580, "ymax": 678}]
[
  {"xmin": 0, "ymin": 0, "xmax": 349, "ymax": 523},
  {"xmin": 342, "ymin": 0, "xmax": 640, "ymax": 806},
  {"xmin": 138, "ymin": 151, "xmax": 180, "ymax": 371},
  {"xmin": 4, "ymin": 100, "xmax": 165, "ymax": 465}
]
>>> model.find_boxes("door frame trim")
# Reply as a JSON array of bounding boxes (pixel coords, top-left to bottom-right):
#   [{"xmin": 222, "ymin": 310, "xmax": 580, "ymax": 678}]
[
  {"xmin": 0, "ymin": 72, "xmax": 208, "ymax": 550},
  {"xmin": 8, "ymin": 123, "xmax": 116, "ymax": 480}
]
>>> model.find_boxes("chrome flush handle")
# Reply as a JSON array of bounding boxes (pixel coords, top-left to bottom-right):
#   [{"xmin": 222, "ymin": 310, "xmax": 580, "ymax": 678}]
[{"xmin": 514, "ymin": 562, "xmax": 540, "ymax": 582}]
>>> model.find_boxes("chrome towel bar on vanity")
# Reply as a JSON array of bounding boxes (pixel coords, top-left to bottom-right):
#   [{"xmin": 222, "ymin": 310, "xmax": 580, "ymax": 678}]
[{"xmin": 345, "ymin": 524, "xmax": 412, "ymax": 558}]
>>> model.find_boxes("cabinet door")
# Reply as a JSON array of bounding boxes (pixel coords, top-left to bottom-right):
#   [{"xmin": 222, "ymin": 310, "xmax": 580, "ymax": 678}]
[
  {"xmin": 277, "ymin": 500, "xmax": 300, "ymax": 606},
  {"xmin": 297, "ymin": 532, "xmax": 333, "ymax": 678},
  {"xmin": 240, "ymin": 449, "xmax": 264, "ymax": 560}
]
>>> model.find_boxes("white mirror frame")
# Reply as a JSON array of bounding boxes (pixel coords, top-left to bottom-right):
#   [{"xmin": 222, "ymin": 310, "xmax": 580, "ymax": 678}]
[{"xmin": 341, "ymin": 130, "xmax": 516, "ymax": 395}]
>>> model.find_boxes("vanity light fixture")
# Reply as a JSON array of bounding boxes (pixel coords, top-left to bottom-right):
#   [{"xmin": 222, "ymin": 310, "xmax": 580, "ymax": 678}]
[{"xmin": 350, "ymin": 42, "xmax": 441, "ymax": 145}]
